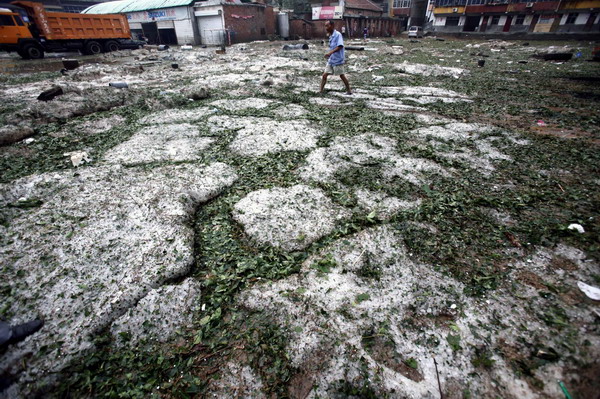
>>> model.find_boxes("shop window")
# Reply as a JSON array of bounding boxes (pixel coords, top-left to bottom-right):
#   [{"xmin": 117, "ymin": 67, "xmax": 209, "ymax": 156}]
[
  {"xmin": 446, "ymin": 17, "xmax": 460, "ymax": 26},
  {"xmin": 515, "ymin": 14, "xmax": 525, "ymax": 25},
  {"xmin": 565, "ymin": 13, "xmax": 578, "ymax": 24},
  {"xmin": 393, "ymin": 0, "xmax": 411, "ymax": 8}
]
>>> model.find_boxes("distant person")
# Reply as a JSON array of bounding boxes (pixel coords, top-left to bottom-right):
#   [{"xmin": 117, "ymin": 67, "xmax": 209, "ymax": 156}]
[
  {"xmin": 341, "ymin": 25, "xmax": 346, "ymax": 37},
  {"xmin": 319, "ymin": 20, "xmax": 351, "ymax": 95},
  {"xmin": 363, "ymin": 26, "xmax": 368, "ymax": 39}
]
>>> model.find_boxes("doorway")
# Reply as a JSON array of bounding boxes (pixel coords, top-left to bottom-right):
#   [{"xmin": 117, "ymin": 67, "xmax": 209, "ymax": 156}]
[
  {"xmin": 463, "ymin": 16, "xmax": 480, "ymax": 32},
  {"xmin": 142, "ymin": 22, "xmax": 159, "ymax": 44}
]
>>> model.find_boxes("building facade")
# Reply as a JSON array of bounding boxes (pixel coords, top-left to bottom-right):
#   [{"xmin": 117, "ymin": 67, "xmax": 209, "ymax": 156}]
[
  {"xmin": 84, "ymin": 0, "xmax": 276, "ymax": 45},
  {"xmin": 431, "ymin": 0, "xmax": 600, "ymax": 33},
  {"xmin": 309, "ymin": 0, "xmax": 402, "ymax": 37},
  {"xmin": 0, "ymin": 0, "xmax": 110, "ymax": 13}
]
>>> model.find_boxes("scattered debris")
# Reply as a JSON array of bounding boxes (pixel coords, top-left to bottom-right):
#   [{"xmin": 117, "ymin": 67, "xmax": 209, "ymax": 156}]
[
  {"xmin": 62, "ymin": 59, "xmax": 80, "ymax": 70},
  {"xmin": 37, "ymin": 86, "xmax": 64, "ymax": 101},
  {"xmin": 64, "ymin": 150, "xmax": 90, "ymax": 167},
  {"xmin": 185, "ymin": 86, "xmax": 210, "ymax": 101},
  {"xmin": 533, "ymin": 53, "xmax": 573, "ymax": 61},
  {"xmin": 577, "ymin": 281, "xmax": 600, "ymax": 300},
  {"xmin": 0, "ymin": 125, "xmax": 35, "ymax": 146},
  {"xmin": 108, "ymin": 82, "xmax": 129, "ymax": 89},
  {"xmin": 282, "ymin": 43, "xmax": 309, "ymax": 50},
  {"xmin": 567, "ymin": 223, "xmax": 584, "ymax": 233}
]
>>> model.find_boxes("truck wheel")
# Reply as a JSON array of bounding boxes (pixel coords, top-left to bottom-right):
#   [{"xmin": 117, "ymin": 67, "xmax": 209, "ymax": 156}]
[
  {"xmin": 104, "ymin": 40, "xmax": 119, "ymax": 53},
  {"xmin": 22, "ymin": 43, "xmax": 44, "ymax": 59},
  {"xmin": 84, "ymin": 41, "xmax": 102, "ymax": 55}
]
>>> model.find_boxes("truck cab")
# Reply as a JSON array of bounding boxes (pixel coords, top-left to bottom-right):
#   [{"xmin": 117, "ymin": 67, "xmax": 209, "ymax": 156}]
[{"xmin": 0, "ymin": 8, "xmax": 33, "ymax": 45}]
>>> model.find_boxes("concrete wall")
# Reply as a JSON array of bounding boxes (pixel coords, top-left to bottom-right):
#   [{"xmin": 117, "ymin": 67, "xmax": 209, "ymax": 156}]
[
  {"xmin": 311, "ymin": 19, "xmax": 330, "ymax": 38},
  {"xmin": 290, "ymin": 19, "xmax": 314, "ymax": 39},
  {"xmin": 174, "ymin": 8, "xmax": 197, "ymax": 45},
  {"xmin": 223, "ymin": 4, "xmax": 269, "ymax": 43},
  {"xmin": 265, "ymin": 6, "xmax": 276, "ymax": 36}
]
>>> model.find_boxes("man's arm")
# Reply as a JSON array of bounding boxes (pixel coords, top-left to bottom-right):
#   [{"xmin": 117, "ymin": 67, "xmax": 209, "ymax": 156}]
[{"xmin": 326, "ymin": 45, "xmax": 344, "ymax": 58}]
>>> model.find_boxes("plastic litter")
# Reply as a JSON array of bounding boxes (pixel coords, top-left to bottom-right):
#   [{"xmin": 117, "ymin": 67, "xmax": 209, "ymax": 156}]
[
  {"xmin": 109, "ymin": 82, "xmax": 128, "ymax": 89},
  {"xmin": 558, "ymin": 381, "xmax": 573, "ymax": 399},
  {"xmin": 536, "ymin": 120, "xmax": 546, "ymax": 127},
  {"xmin": 180, "ymin": 45, "xmax": 193, "ymax": 51},
  {"xmin": 567, "ymin": 223, "xmax": 584, "ymax": 233},
  {"xmin": 478, "ymin": 59, "xmax": 485, "ymax": 67},
  {"xmin": 64, "ymin": 151, "xmax": 90, "ymax": 167},
  {"xmin": 24, "ymin": 138, "xmax": 35, "ymax": 144},
  {"xmin": 158, "ymin": 44, "xmax": 170, "ymax": 51},
  {"xmin": 577, "ymin": 281, "xmax": 600, "ymax": 300}
]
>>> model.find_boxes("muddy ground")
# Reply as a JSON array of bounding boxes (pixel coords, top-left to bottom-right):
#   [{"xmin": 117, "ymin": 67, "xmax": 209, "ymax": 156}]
[{"xmin": 0, "ymin": 38, "xmax": 599, "ymax": 398}]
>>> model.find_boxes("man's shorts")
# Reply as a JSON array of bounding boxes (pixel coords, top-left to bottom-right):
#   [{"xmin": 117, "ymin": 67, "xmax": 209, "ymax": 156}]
[{"xmin": 324, "ymin": 64, "xmax": 346, "ymax": 75}]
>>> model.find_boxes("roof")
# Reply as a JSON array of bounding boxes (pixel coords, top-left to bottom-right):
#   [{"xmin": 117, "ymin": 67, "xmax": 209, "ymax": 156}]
[
  {"xmin": 345, "ymin": 0, "xmax": 383, "ymax": 12},
  {"xmin": 82, "ymin": 0, "xmax": 194, "ymax": 13}
]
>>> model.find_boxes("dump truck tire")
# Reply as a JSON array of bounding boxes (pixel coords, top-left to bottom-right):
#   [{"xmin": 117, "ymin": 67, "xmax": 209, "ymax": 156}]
[
  {"xmin": 104, "ymin": 40, "xmax": 119, "ymax": 53},
  {"xmin": 21, "ymin": 43, "xmax": 44, "ymax": 59},
  {"xmin": 84, "ymin": 41, "xmax": 102, "ymax": 55}
]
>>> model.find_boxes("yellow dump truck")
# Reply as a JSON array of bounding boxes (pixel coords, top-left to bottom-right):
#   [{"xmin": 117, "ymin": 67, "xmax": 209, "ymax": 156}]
[{"xmin": 0, "ymin": 1, "xmax": 143, "ymax": 59}]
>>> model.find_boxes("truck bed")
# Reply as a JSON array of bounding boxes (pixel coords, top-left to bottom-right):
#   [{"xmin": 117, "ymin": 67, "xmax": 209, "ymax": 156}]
[{"xmin": 12, "ymin": 1, "xmax": 130, "ymax": 41}]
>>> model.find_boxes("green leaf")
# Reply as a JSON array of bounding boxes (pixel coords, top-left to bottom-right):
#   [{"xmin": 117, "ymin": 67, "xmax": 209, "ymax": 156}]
[
  {"xmin": 366, "ymin": 210, "xmax": 377, "ymax": 221},
  {"xmin": 193, "ymin": 334, "xmax": 202, "ymax": 345},
  {"xmin": 404, "ymin": 357, "xmax": 418, "ymax": 369},
  {"xmin": 356, "ymin": 293, "xmax": 370, "ymax": 303},
  {"xmin": 446, "ymin": 334, "xmax": 461, "ymax": 352}
]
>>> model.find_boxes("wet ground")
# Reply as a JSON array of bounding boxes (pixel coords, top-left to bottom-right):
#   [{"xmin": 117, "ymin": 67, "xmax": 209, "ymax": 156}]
[{"xmin": 0, "ymin": 38, "xmax": 599, "ymax": 398}]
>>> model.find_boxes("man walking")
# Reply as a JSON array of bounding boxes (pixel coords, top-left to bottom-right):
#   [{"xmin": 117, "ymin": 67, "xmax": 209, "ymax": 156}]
[{"xmin": 319, "ymin": 20, "xmax": 352, "ymax": 95}]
